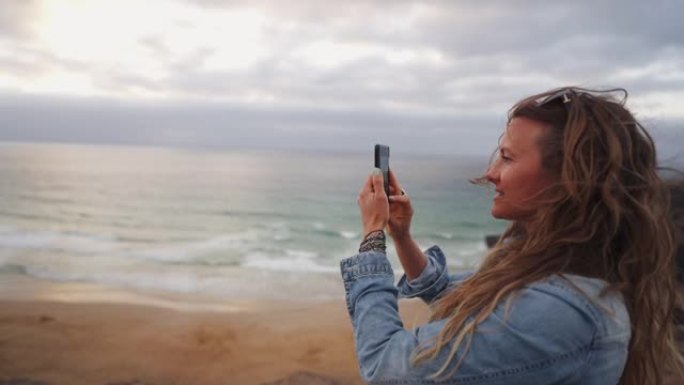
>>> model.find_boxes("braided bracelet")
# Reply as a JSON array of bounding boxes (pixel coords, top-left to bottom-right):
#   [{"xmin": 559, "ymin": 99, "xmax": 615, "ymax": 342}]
[{"xmin": 359, "ymin": 230, "xmax": 386, "ymax": 254}]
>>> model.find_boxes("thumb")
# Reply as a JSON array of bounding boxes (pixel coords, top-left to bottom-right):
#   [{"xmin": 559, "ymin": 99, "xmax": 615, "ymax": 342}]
[
  {"xmin": 372, "ymin": 168, "xmax": 385, "ymax": 195},
  {"xmin": 389, "ymin": 195, "xmax": 410, "ymax": 204}
]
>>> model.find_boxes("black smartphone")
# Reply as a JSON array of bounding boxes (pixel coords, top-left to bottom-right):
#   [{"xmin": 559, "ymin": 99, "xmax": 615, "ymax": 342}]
[{"xmin": 374, "ymin": 144, "xmax": 390, "ymax": 197}]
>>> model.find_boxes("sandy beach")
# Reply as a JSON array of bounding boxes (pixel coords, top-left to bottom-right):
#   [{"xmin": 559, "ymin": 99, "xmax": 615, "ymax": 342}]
[
  {"xmin": 0, "ymin": 275, "xmax": 430, "ymax": 385},
  {"xmin": 1, "ymin": 276, "xmax": 683, "ymax": 384}
]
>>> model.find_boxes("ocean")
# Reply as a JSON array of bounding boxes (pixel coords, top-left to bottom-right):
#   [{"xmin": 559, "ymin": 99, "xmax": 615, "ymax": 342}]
[{"xmin": 0, "ymin": 142, "xmax": 507, "ymax": 301}]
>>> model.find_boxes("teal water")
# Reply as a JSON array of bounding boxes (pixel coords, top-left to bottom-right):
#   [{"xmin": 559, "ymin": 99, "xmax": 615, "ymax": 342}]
[{"xmin": 0, "ymin": 142, "xmax": 506, "ymax": 299}]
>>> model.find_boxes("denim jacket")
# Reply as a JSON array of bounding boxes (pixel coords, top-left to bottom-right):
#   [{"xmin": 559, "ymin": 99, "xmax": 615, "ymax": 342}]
[{"xmin": 340, "ymin": 245, "xmax": 631, "ymax": 384}]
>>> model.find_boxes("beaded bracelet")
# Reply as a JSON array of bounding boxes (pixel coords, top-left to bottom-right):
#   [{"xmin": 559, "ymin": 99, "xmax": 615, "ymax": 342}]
[{"xmin": 359, "ymin": 230, "xmax": 386, "ymax": 254}]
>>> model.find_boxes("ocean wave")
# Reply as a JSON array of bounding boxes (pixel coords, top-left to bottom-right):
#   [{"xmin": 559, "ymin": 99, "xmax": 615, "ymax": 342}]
[
  {"xmin": 408, "ymin": 239, "xmax": 486, "ymax": 268},
  {"xmin": 272, "ymin": 232, "xmax": 292, "ymax": 241},
  {"xmin": 15, "ymin": 193, "xmax": 78, "ymax": 205},
  {"xmin": 242, "ymin": 250, "xmax": 337, "ymax": 273},
  {"xmin": 0, "ymin": 228, "xmax": 117, "ymax": 253},
  {"xmin": 310, "ymin": 223, "xmax": 358, "ymax": 239},
  {"xmin": 0, "ymin": 245, "xmax": 199, "ymax": 294},
  {"xmin": 0, "ymin": 227, "xmax": 257, "ymax": 265},
  {"xmin": 117, "ymin": 235, "xmax": 162, "ymax": 244},
  {"xmin": 0, "ymin": 210, "xmax": 63, "ymax": 223},
  {"xmin": 17, "ymin": 259, "xmax": 218, "ymax": 294},
  {"xmin": 0, "ymin": 253, "xmax": 341, "ymax": 299},
  {"xmin": 119, "ymin": 232, "xmax": 258, "ymax": 264},
  {"xmin": 339, "ymin": 230, "xmax": 358, "ymax": 239},
  {"xmin": 215, "ymin": 209, "xmax": 313, "ymax": 220},
  {"xmin": 453, "ymin": 241, "xmax": 487, "ymax": 256},
  {"xmin": 457, "ymin": 220, "xmax": 487, "ymax": 229},
  {"xmin": 431, "ymin": 232, "xmax": 481, "ymax": 241},
  {"xmin": 0, "ymin": 263, "xmax": 28, "ymax": 275}
]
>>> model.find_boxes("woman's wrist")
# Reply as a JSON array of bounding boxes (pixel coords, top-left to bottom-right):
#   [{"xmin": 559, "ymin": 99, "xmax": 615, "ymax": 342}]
[
  {"xmin": 359, "ymin": 230, "xmax": 387, "ymax": 254},
  {"xmin": 389, "ymin": 230, "xmax": 412, "ymax": 244},
  {"xmin": 391, "ymin": 234, "xmax": 427, "ymax": 280}
]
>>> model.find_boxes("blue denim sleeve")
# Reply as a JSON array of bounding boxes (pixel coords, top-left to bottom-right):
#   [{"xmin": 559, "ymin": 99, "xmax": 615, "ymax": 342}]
[
  {"xmin": 396, "ymin": 245, "xmax": 473, "ymax": 304},
  {"xmin": 340, "ymin": 251, "xmax": 421, "ymax": 381},
  {"xmin": 340, "ymin": 251, "xmax": 600, "ymax": 384}
]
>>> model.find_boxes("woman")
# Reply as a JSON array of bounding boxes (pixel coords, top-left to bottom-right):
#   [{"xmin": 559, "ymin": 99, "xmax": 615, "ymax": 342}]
[{"xmin": 341, "ymin": 87, "xmax": 683, "ymax": 384}]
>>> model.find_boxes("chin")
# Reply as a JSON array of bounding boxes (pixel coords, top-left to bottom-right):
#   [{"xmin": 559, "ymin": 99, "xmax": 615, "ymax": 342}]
[
  {"xmin": 490, "ymin": 204, "xmax": 514, "ymax": 220},
  {"xmin": 491, "ymin": 211, "xmax": 509, "ymax": 220},
  {"xmin": 490, "ymin": 204, "xmax": 505, "ymax": 219},
  {"xmin": 491, "ymin": 204, "xmax": 533, "ymax": 222}
]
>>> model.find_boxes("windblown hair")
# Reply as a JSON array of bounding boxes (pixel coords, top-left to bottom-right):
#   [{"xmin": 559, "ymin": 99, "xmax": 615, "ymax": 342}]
[{"xmin": 410, "ymin": 87, "xmax": 684, "ymax": 384}]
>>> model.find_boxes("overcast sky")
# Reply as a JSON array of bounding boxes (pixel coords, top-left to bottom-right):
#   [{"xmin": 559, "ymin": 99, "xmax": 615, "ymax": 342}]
[{"xmin": 0, "ymin": 0, "xmax": 682, "ymax": 160}]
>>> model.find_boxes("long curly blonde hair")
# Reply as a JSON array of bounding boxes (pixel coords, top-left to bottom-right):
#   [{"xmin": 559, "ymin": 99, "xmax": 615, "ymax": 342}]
[{"xmin": 410, "ymin": 87, "xmax": 684, "ymax": 384}]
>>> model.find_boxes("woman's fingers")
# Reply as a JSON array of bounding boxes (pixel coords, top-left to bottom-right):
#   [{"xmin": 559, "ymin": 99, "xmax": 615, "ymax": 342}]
[
  {"xmin": 359, "ymin": 170, "xmax": 386, "ymax": 200},
  {"xmin": 389, "ymin": 194, "xmax": 410, "ymax": 204},
  {"xmin": 388, "ymin": 169, "xmax": 402, "ymax": 195},
  {"xmin": 371, "ymin": 171, "xmax": 385, "ymax": 197},
  {"xmin": 357, "ymin": 170, "xmax": 391, "ymax": 236},
  {"xmin": 359, "ymin": 174, "xmax": 374, "ymax": 195}
]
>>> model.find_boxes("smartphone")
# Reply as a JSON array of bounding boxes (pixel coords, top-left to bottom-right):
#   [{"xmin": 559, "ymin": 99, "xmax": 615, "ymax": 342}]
[{"xmin": 374, "ymin": 144, "xmax": 390, "ymax": 197}]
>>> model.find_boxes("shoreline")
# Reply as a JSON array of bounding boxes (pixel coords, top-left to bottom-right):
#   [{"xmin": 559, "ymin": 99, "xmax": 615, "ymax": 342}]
[{"xmin": 0, "ymin": 269, "xmax": 356, "ymax": 311}]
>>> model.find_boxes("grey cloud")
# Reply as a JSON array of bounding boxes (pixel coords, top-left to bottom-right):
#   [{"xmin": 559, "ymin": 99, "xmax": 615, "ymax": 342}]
[
  {"xmin": 649, "ymin": 118, "xmax": 684, "ymax": 168},
  {"xmin": 0, "ymin": 0, "xmax": 651, "ymax": 118},
  {"xmin": 404, "ymin": 0, "xmax": 683, "ymax": 86},
  {"xmin": 187, "ymin": 0, "xmax": 683, "ymax": 56},
  {"xmin": 151, "ymin": 0, "xmax": 680, "ymax": 116}
]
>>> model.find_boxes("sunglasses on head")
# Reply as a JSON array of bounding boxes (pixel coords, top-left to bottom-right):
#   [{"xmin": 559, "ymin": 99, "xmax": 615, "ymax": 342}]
[
  {"xmin": 537, "ymin": 88, "xmax": 628, "ymax": 111},
  {"xmin": 537, "ymin": 89, "xmax": 574, "ymax": 110}
]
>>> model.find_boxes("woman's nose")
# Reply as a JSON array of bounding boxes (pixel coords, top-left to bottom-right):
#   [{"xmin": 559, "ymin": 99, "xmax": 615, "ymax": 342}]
[{"xmin": 485, "ymin": 164, "xmax": 499, "ymax": 184}]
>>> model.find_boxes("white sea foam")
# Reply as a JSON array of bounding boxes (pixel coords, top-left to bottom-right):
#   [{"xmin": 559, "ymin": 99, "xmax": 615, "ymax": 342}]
[
  {"xmin": 0, "ymin": 251, "xmax": 343, "ymax": 300},
  {"xmin": 312, "ymin": 222, "xmax": 325, "ymax": 230},
  {"xmin": 454, "ymin": 241, "xmax": 487, "ymax": 257},
  {"xmin": 7, "ymin": 251, "xmax": 230, "ymax": 294},
  {"xmin": 447, "ymin": 258, "xmax": 467, "ymax": 268},
  {"xmin": 284, "ymin": 249, "xmax": 318, "ymax": 259},
  {"xmin": 0, "ymin": 228, "xmax": 117, "ymax": 254},
  {"xmin": 309, "ymin": 223, "xmax": 358, "ymax": 240},
  {"xmin": 272, "ymin": 233, "xmax": 291, "ymax": 241},
  {"xmin": 122, "ymin": 232, "xmax": 257, "ymax": 263},
  {"xmin": 0, "ymin": 227, "xmax": 261, "ymax": 266},
  {"xmin": 0, "ymin": 229, "xmax": 58, "ymax": 249},
  {"xmin": 22, "ymin": 259, "xmax": 216, "ymax": 294},
  {"xmin": 339, "ymin": 230, "xmax": 358, "ymax": 239},
  {"xmin": 243, "ymin": 250, "xmax": 337, "ymax": 273}
]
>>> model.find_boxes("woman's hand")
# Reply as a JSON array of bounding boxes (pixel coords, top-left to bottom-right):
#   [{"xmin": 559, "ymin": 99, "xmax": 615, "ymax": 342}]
[
  {"xmin": 358, "ymin": 169, "xmax": 390, "ymax": 237},
  {"xmin": 387, "ymin": 170, "xmax": 414, "ymax": 240}
]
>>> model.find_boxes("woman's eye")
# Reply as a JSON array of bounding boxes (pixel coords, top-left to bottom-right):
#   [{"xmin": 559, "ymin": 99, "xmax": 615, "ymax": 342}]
[{"xmin": 501, "ymin": 155, "xmax": 512, "ymax": 162}]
